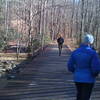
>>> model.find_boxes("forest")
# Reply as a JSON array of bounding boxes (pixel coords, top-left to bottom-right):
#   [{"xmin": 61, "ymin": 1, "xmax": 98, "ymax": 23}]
[
  {"xmin": 0, "ymin": 0, "xmax": 100, "ymax": 99},
  {"xmin": 0, "ymin": 0, "xmax": 100, "ymax": 53}
]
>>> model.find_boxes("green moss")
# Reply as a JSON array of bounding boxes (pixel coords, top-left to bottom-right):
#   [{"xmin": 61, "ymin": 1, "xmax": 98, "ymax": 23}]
[{"xmin": 44, "ymin": 34, "xmax": 52, "ymax": 45}]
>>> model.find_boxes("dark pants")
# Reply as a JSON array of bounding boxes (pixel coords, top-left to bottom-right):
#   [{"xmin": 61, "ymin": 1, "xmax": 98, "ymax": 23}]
[
  {"xmin": 75, "ymin": 82, "xmax": 94, "ymax": 100},
  {"xmin": 58, "ymin": 44, "xmax": 63, "ymax": 56}
]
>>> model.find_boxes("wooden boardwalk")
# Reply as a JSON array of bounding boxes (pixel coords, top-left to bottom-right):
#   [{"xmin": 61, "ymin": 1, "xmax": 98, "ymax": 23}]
[{"xmin": 0, "ymin": 44, "xmax": 100, "ymax": 100}]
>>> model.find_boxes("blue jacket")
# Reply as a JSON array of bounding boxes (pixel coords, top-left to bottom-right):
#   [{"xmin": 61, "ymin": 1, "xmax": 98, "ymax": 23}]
[
  {"xmin": 67, "ymin": 44, "xmax": 100, "ymax": 83},
  {"xmin": 57, "ymin": 37, "xmax": 64, "ymax": 44}
]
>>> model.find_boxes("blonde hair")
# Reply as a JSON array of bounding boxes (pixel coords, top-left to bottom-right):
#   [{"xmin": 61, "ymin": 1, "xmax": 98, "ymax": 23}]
[{"xmin": 57, "ymin": 34, "xmax": 62, "ymax": 38}]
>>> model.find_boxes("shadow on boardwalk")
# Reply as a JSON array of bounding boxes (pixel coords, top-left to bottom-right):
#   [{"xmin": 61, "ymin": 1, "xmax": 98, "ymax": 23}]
[{"xmin": 0, "ymin": 44, "xmax": 100, "ymax": 100}]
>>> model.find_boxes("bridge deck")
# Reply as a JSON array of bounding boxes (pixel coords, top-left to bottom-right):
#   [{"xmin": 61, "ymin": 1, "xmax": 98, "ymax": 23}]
[{"xmin": 0, "ymin": 44, "xmax": 100, "ymax": 100}]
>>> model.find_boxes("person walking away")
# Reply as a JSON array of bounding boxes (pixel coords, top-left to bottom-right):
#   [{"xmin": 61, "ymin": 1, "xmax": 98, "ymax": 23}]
[
  {"xmin": 67, "ymin": 33, "xmax": 100, "ymax": 100},
  {"xmin": 57, "ymin": 35, "xmax": 64, "ymax": 56}
]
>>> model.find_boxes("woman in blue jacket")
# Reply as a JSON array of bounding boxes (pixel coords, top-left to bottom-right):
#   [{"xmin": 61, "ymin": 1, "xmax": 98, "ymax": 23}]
[{"xmin": 67, "ymin": 34, "xmax": 100, "ymax": 100}]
